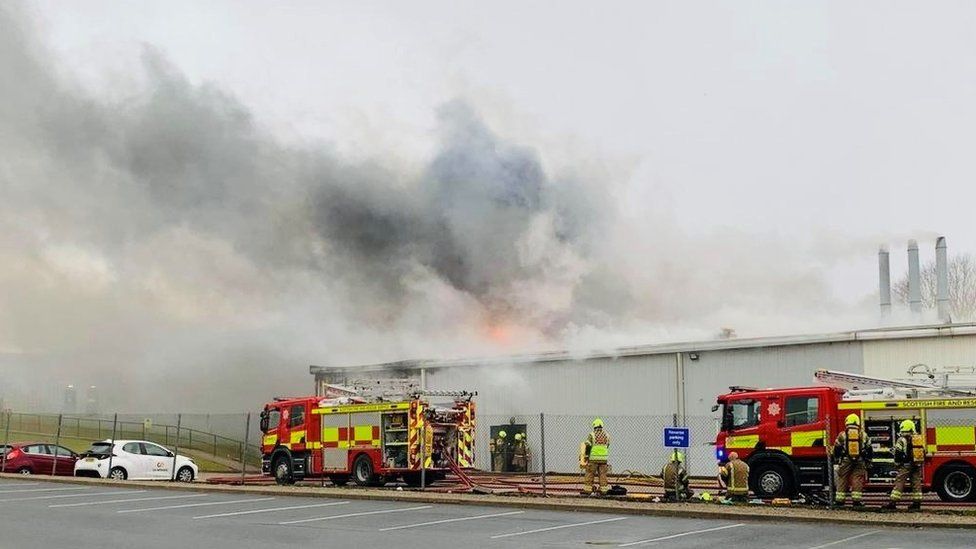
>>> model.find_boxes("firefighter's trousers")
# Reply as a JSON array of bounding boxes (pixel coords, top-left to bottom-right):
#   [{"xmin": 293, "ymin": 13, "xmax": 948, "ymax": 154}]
[
  {"xmin": 890, "ymin": 465, "xmax": 922, "ymax": 502},
  {"xmin": 835, "ymin": 459, "xmax": 867, "ymax": 502},
  {"xmin": 584, "ymin": 461, "xmax": 609, "ymax": 494}
]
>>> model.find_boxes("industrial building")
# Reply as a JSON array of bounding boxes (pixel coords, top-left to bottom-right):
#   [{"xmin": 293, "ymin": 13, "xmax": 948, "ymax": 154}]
[{"xmin": 310, "ymin": 237, "xmax": 975, "ymax": 473}]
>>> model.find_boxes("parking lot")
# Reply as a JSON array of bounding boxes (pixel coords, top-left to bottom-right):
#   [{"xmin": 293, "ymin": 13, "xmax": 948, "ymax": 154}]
[{"xmin": 1, "ymin": 478, "xmax": 974, "ymax": 548}]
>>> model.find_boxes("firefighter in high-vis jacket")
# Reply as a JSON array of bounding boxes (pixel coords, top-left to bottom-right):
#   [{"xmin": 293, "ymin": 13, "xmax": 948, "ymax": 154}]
[
  {"xmin": 581, "ymin": 418, "xmax": 610, "ymax": 496},
  {"xmin": 662, "ymin": 450, "xmax": 693, "ymax": 501},
  {"xmin": 718, "ymin": 451, "xmax": 749, "ymax": 502},
  {"xmin": 490, "ymin": 430, "xmax": 508, "ymax": 472},
  {"xmin": 512, "ymin": 433, "xmax": 530, "ymax": 472},
  {"xmin": 832, "ymin": 413, "xmax": 872, "ymax": 507},
  {"xmin": 884, "ymin": 419, "xmax": 924, "ymax": 511}
]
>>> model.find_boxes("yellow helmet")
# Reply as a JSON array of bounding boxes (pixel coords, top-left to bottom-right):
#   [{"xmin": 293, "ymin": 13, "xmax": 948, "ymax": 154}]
[
  {"xmin": 499, "ymin": 430, "xmax": 507, "ymax": 438},
  {"xmin": 514, "ymin": 433, "xmax": 523, "ymax": 441},
  {"xmin": 900, "ymin": 420, "xmax": 916, "ymax": 433},
  {"xmin": 592, "ymin": 418, "xmax": 604, "ymax": 428},
  {"xmin": 671, "ymin": 450, "xmax": 684, "ymax": 463},
  {"xmin": 845, "ymin": 414, "xmax": 860, "ymax": 426}
]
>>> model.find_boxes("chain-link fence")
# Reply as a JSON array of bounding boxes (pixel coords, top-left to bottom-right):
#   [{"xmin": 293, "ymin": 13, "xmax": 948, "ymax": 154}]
[
  {"xmin": 475, "ymin": 413, "xmax": 719, "ymax": 478},
  {"xmin": 0, "ymin": 411, "xmax": 261, "ymax": 475}
]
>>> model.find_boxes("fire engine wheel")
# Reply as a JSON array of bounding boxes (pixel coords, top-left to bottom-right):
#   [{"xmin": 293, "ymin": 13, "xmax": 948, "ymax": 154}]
[
  {"xmin": 750, "ymin": 462, "xmax": 794, "ymax": 498},
  {"xmin": 935, "ymin": 464, "xmax": 976, "ymax": 502},
  {"xmin": 353, "ymin": 454, "xmax": 376, "ymax": 486},
  {"xmin": 273, "ymin": 457, "xmax": 295, "ymax": 486}
]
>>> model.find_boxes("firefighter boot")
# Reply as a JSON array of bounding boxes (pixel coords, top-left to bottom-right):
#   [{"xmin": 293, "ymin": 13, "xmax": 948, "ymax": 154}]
[
  {"xmin": 908, "ymin": 502, "xmax": 921, "ymax": 511},
  {"xmin": 882, "ymin": 501, "xmax": 897, "ymax": 511},
  {"xmin": 851, "ymin": 500, "xmax": 864, "ymax": 508}
]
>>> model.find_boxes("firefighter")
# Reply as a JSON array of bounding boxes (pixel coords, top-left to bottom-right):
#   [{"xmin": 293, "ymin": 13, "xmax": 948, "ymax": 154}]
[
  {"xmin": 581, "ymin": 418, "xmax": 610, "ymax": 496},
  {"xmin": 491, "ymin": 430, "xmax": 508, "ymax": 472},
  {"xmin": 718, "ymin": 451, "xmax": 749, "ymax": 502},
  {"xmin": 512, "ymin": 432, "xmax": 530, "ymax": 472},
  {"xmin": 662, "ymin": 450, "xmax": 693, "ymax": 501},
  {"xmin": 832, "ymin": 413, "xmax": 872, "ymax": 507},
  {"xmin": 884, "ymin": 419, "xmax": 924, "ymax": 511}
]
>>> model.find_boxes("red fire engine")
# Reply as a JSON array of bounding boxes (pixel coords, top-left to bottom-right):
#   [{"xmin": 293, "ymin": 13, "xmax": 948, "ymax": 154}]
[
  {"xmin": 259, "ymin": 386, "xmax": 475, "ymax": 486},
  {"xmin": 714, "ymin": 368, "xmax": 976, "ymax": 502}
]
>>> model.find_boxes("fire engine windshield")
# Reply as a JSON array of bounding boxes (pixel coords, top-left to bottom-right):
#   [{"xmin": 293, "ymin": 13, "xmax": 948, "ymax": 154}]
[{"xmin": 721, "ymin": 399, "xmax": 761, "ymax": 431}]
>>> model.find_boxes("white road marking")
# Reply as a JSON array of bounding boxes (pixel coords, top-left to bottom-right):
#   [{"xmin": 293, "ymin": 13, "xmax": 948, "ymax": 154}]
[
  {"xmin": 0, "ymin": 486, "xmax": 88, "ymax": 494},
  {"xmin": 0, "ymin": 483, "xmax": 39, "ymax": 487},
  {"xmin": 380, "ymin": 510, "xmax": 524, "ymax": 531},
  {"xmin": 490, "ymin": 516, "xmax": 628, "ymax": 539},
  {"xmin": 279, "ymin": 505, "xmax": 433, "ymax": 525},
  {"xmin": 0, "ymin": 490, "xmax": 144, "ymax": 503},
  {"xmin": 806, "ymin": 531, "xmax": 880, "ymax": 549},
  {"xmin": 193, "ymin": 500, "xmax": 350, "ymax": 519},
  {"xmin": 118, "ymin": 497, "xmax": 275, "ymax": 513},
  {"xmin": 618, "ymin": 523, "xmax": 745, "ymax": 546},
  {"xmin": 51, "ymin": 493, "xmax": 209, "ymax": 508}
]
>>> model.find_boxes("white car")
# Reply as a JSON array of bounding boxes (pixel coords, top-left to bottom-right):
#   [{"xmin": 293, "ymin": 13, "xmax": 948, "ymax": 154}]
[{"xmin": 74, "ymin": 440, "xmax": 198, "ymax": 482}]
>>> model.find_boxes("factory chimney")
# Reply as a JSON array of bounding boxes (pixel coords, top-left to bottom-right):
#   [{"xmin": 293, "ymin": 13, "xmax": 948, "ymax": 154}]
[
  {"xmin": 878, "ymin": 246, "xmax": 891, "ymax": 317},
  {"xmin": 936, "ymin": 236, "xmax": 950, "ymax": 322},
  {"xmin": 908, "ymin": 239, "xmax": 922, "ymax": 315}
]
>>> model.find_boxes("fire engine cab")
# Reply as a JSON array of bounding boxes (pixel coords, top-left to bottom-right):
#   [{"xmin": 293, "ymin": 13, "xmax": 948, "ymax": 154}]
[
  {"xmin": 259, "ymin": 384, "xmax": 475, "ymax": 487},
  {"xmin": 714, "ymin": 367, "xmax": 976, "ymax": 502}
]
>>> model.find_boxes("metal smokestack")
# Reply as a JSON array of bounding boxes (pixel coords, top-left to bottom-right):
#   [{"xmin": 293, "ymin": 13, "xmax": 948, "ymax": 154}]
[
  {"xmin": 908, "ymin": 239, "xmax": 922, "ymax": 315},
  {"xmin": 937, "ymin": 236, "xmax": 950, "ymax": 322},
  {"xmin": 879, "ymin": 246, "xmax": 891, "ymax": 317}
]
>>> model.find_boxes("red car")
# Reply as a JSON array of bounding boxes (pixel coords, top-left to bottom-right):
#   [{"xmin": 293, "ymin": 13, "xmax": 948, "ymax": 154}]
[{"xmin": 1, "ymin": 442, "xmax": 78, "ymax": 476}]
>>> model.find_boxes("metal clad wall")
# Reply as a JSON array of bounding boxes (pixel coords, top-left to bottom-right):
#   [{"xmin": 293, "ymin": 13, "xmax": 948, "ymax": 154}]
[
  {"xmin": 862, "ymin": 335, "xmax": 976, "ymax": 379},
  {"xmin": 426, "ymin": 354, "xmax": 677, "ymax": 417},
  {"xmin": 682, "ymin": 341, "xmax": 865, "ymax": 417}
]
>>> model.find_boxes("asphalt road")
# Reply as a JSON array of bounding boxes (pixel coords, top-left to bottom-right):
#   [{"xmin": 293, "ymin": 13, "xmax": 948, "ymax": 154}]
[{"xmin": 0, "ymin": 478, "xmax": 973, "ymax": 548}]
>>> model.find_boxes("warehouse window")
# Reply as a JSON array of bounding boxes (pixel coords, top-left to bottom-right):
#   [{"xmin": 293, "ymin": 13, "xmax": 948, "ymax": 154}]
[{"xmin": 784, "ymin": 396, "xmax": 819, "ymax": 427}]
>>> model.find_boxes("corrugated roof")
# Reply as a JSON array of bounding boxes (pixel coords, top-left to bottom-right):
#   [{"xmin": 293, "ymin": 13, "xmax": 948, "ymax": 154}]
[{"xmin": 310, "ymin": 321, "xmax": 976, "ymax": 375}]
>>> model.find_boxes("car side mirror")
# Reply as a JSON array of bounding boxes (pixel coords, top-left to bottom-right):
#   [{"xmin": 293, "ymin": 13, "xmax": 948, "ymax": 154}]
[{"xmin": 168, "ymin": 451, "xmax": 175, "ymax": 458}]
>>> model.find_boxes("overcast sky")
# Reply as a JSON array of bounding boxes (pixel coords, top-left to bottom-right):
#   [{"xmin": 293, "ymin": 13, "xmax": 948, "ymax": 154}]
[{"xmin": 4, "ymin": 1, "xmax": 976, "ymax": 410}]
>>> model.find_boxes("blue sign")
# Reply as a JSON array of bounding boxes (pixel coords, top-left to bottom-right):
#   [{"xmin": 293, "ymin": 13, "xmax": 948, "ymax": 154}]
[{"xmin": 664, "ymin": 427, "xmax": 690, "ymax": 448}]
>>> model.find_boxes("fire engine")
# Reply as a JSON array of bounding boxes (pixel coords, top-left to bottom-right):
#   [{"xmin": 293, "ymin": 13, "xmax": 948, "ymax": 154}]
[
  {"xmin": 259, "ymin": 383, "xmax": 476, "ymax": 487},
  {"xmin": 713, "ymin": 366, "xmax": 976, "ymax": 502}
]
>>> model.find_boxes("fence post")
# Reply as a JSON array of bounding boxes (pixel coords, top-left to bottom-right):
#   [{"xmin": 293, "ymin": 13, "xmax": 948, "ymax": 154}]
[
  {"xmin": 213, "ymin": 434, "xmax": 218, "ymax": 458},
  {"xmin": 76, "ymin": 417, "xmax": 81, "ymax": 438},
  {"xmin": 107, "ymin": 413, "xmax": 118, "ymax": 480},
  {"xmin": 50, "ymin": 414, "xmax": 63, "ymax": 476},
  {"xmin": 240, "ymin": 412, "xmax": 251, "ymax": 484},
  {"xmin": 1, "ymin": 411, "xmax": 11, "ymax": 473},
  {"xmin": 97, "ymin": 418, "xmax": 101, "ymax": 439},
  {"xmin": 826, "ymin": 415, "xmax": 835, "ymax": 507},
  {"xmin": 189, "ymin": 429, "xmax": 193, "ymax": 450},
  {"xmin": 165, "ymin": 425, "xmax": 169, "ymax": 446},
  {"xmin": 170, "ymin": 414, "xmax": 182, "ymax": 481},
  {"xmin": 540, "ymin": 412, "xmax": 547, "ymax": 497}
]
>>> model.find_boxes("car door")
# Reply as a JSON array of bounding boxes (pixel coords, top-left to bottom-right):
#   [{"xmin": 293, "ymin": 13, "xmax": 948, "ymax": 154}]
[
  {"xmin": 121, "ymin": 442, "xmax": 149, "ymax": 479},
  {"xmin": 142, "ymin": 442, "xmax": 173, "ymax": 479},
  {"xmin": 22, "ymin": 444, "xmax": 53, "ymax": 475},
  {"xmin": 52, "ymin": 445, "xmax": 77, "ymax": 476}
]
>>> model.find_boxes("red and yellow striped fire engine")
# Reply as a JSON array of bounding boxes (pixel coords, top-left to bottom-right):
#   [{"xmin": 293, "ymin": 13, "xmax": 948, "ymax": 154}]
[
  {"xmin": 259, "ymin": 390, "xmax": 475, "ymax": 486},
  {"xmin": 713, "ymin": 369, "xmax": 976, "ymax": 502}
]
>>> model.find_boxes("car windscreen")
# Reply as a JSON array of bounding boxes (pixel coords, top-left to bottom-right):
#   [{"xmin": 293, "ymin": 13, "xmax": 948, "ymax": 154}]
[{"xmin": 83, "ymin": 442, "xmax": 113, "ymax": 456}]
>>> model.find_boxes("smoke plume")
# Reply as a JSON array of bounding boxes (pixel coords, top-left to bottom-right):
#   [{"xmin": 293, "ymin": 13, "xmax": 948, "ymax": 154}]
[{"xmin": 0, "ymin": 5, "xmax": 875, "ymax": 412}]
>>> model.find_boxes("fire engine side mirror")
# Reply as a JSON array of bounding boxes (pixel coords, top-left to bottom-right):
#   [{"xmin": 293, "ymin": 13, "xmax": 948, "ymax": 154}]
[{"xmin": 711, "ymin": 404, "xmax": 720, "ymax": 413}]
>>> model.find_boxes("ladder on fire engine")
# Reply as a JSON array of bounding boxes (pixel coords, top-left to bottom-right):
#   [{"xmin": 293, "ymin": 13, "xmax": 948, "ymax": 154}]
[{"xmin": 814, "ymin": 367, "xmax": 976, "ymax": 399}]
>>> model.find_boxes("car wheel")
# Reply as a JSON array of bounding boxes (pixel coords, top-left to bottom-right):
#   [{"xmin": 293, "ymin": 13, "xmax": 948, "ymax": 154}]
[
  {"xmin": 17, "ymin": 467, "xmax": 32, "ymax": 475},
  {"xmin": 109, "ymin": 467, "xmax": 127, "ymax": 481},
  {"xmin": 273, "ymin": 456, "xmax": 294, "ymax": 486},
  {"xmin": 750, "ymin": 462, "xmax": 794, "ymax": 498},
  {"xmin": 329, "ymin": 475, "xmax": 349, "ymax": 487},
  {"xmin": 935, "ymin": 464, "xmax": 976, "ymax": 503},
  {"xmin": 352, "ymin": 454, "xmax": 375, "ymax": 486},
  {"xmin": 176, "ymin": 466, "xmax": 194, "ymax": 483}
]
